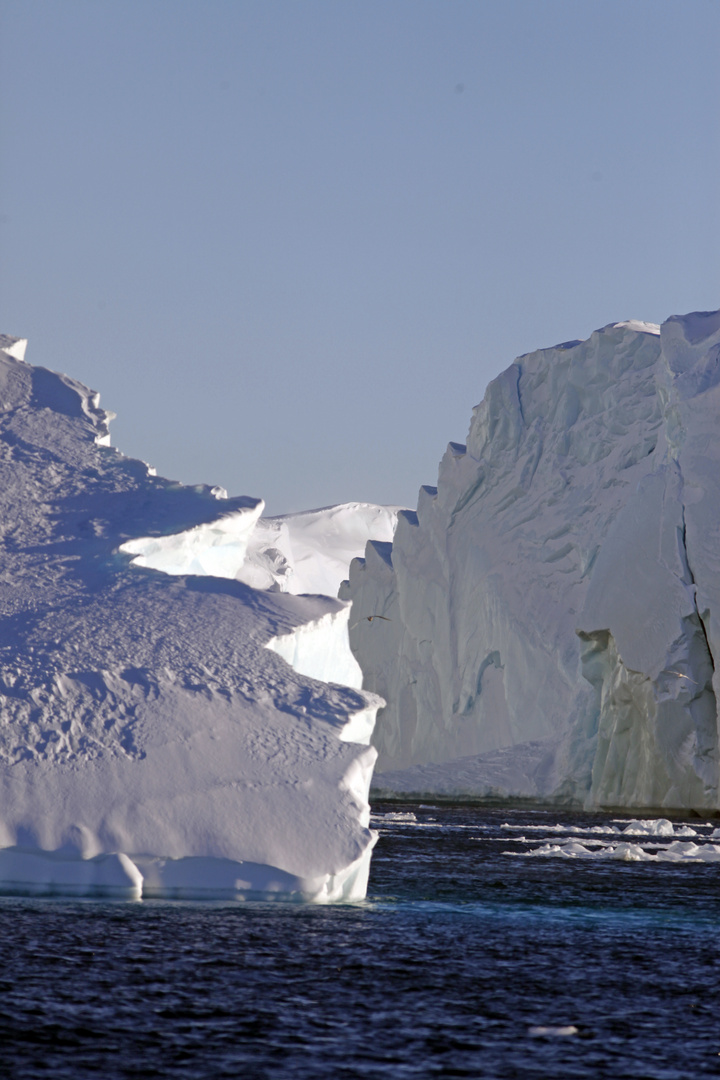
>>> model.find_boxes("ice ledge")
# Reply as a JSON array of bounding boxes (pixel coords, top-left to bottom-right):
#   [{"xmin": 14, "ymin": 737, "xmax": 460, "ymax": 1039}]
[
  {"xmin": 119, "ymin": 499, "xmax": 265, "ymax": 578},
  {"xmin": 265, "ymin": 603, "xmax": 365, "ymax": 694}
]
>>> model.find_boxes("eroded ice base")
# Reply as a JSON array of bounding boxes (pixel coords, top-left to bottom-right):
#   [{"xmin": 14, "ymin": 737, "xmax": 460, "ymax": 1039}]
[{"xmin": 0, "ymin": 843, "xmax": 375, "ymax": 903}]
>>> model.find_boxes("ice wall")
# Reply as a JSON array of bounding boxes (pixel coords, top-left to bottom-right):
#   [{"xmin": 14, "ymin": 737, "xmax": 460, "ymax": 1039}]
[
  {"xmin": 0, "ymin": 335, "xmax": 384, "ymax": 900},
  {"xmin": 343, "ymin": 311, "xmax": 720, "ymax": 809}
]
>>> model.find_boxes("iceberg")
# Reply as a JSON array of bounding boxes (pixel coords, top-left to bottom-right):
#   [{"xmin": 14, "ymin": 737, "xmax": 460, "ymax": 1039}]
[
  {"xmin": 343, "ymin": 310, "xmax": 720, "ymax": 810},
  {"xmin": 0, "ymin": 335, "xmax": 388, "ymax": 900}
]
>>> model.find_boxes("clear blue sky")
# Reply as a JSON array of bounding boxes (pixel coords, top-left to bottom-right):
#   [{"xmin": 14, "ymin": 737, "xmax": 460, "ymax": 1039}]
[{"xmin": 1, "ymin": 0, "xmax": 718, "ymax": 514}]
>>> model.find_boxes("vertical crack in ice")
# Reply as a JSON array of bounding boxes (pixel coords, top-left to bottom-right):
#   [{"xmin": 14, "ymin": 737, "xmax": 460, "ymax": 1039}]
[
  {"xmin": 679, "ymin": 501, "xmax": 715, "ymax": 679},
  {"xmin": 514, "ymin": 363, "xmax": 526, "ymax": 428},
  {"xmin": 676, "ymin": 488, "xmax": 719, "ymax": 802}
]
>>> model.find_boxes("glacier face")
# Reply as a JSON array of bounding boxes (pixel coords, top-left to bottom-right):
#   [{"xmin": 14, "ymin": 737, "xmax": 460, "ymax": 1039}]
[
  {"xmin": 343, "ymin": 311, "xmax": 720, "ymax": 809},
  {"xmin": 0, "ymin": 336, "xmax": 387, "ymax": 901}
]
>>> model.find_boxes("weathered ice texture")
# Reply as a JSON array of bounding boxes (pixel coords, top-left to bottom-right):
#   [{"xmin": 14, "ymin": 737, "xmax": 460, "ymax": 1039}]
[
  {"xmin": 342, "ymin": 311, "xmax": 720, "ymax": 809},
  {"xmin": 0, "ymin": 335, "xmax": 385, "ymax": 900}
]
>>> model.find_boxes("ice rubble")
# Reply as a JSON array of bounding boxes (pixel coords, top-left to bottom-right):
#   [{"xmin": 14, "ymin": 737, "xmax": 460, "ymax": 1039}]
[
  {"xmin": 506, "ymin": 817, "xmax": 720, "ymax": 863},
  {"xmin": 513, "ymin": 840, "xmax": 720, "ymax": 863},
  {"xmin": 343, "ymin": 310, "xmax": 720, "ymax": 809},
  {"xmin": 0, "ymin": 335, "xmax": 391, "ymax": 901}
]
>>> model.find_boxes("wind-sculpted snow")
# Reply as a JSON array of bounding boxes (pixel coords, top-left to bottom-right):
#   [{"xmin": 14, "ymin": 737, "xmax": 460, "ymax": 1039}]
[
  {"xmin": 343, "ymin": 310, "xmax": 720, "ymax": 809},
  {"xmin": 122, "ymin": 498, "xmax": 400, "ymax": 597},
  {"xmin": 0, "ymin": 336, "xmax": 385, "ymax": 900}
]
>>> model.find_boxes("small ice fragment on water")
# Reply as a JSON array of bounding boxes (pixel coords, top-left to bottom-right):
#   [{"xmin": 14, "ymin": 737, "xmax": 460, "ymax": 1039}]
[
  {"xmin": 528, "ymin": 1025, "xmax": 578, "ymax": 1037},
  {"xmin": 621, "ymin": 818, "xmax": 675, "ymax": 836},
  {"xmin": 371, "ymin": 812, "xmax": 417, "ymax": 823},
  {"xmin": 609, "ymin": 842, "xmax": 653, "ymax": 861}
]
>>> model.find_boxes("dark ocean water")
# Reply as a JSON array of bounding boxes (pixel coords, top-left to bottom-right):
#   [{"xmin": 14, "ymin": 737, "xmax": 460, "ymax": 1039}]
[{"xmin": 1, "ymin": 803, "xmax": 720, "ymax": 1079}]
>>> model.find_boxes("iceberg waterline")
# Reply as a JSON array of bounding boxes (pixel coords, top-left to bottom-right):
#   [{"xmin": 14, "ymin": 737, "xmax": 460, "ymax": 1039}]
[
  {"xmin": 0, "ymin": 335, "xmax": 396, "ymax": 901},
  {"xmin": 344, "ymin": 310, "xmax": 720, "ymax": 810}
]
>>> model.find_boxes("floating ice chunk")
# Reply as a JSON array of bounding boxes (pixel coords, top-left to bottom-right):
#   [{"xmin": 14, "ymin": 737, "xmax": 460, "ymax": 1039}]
[
  {"xmin": 513, "ymin": 840, "xmax": 653, "ymax": 861},
  {"xmin": 557, "ymin": 841, "xmax": 596, "ymax": 857},
  {"xmin": 509, "ymin": 841, "xmax": 589, "ymax": 858},
  {"xmin": 371, "ymin": 812, "xmax": 417, "ymax": 823},
  {"xmin": 514, "ymin": 834, "xmax": 720, "ymax": 862},
  {"xmin": 613, "ymin": 819, "xmax": 698, "ymax": 837},
  {"xmin": 609, "ymin": 843, "xmax": 654, "ymax": 861},
  {"xmin": 501, "ymin": 822, "xmax": 621, "ymax": 834},
  {"xmin": 620, "ymin": 819, "xmax": 677, "ymax": 837},
  {"xmin": 528, "ymin": 1025, "xmax": 578, "ymax": 1037},
  {"xmin": 657, "ymin": 841, "xmax": 720, "ymax": 862}
]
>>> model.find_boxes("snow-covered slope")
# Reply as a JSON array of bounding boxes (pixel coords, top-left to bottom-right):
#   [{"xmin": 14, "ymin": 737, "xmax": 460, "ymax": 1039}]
[
  {"xmin": 342, "ymin": 311, "xmax": 720, "ymax": 810},
  {"xmin": 0, "ymin": 335, "xmax": 385, "ymax": 900},
  {"xmin": 242, "ymin": 503, "xmax": 401, "ymax": 595}
]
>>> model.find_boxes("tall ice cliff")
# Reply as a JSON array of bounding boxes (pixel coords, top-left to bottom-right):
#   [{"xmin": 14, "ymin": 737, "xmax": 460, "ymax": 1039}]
[{"xmin": 342, "ymin": 310, "xmax": 720, "ymax": 809}]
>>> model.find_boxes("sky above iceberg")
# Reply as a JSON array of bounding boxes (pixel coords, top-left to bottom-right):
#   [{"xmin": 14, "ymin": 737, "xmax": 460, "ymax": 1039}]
[{"xmin": 1, "ymin": 0, "xmax": 718, "ymax": 514}]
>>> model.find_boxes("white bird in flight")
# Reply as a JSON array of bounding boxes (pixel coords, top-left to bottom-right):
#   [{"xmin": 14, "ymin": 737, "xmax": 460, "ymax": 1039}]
[{"xmin": 667, "ymin": 670, "xmax": 698, "ymax": 684}]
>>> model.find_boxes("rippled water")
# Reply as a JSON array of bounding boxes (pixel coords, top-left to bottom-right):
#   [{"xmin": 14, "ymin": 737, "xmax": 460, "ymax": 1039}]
[{"xmin": 2, "ymin": 803, "xmax": 720, "ymax": 1078}]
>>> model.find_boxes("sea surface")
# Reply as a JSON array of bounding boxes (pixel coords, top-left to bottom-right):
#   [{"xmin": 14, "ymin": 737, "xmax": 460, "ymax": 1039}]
[{"xmin": 1, "ymin": 803, "xmax": 719, "ymax": 1079}]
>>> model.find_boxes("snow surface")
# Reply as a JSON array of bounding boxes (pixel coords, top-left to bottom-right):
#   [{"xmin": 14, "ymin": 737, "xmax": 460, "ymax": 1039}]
[
  {"xmin": 343, "ymin": 310, "xmax": 720, "ymax": 809},
  {"xmin": 122, "ymin": 498, "xmax": 400, "ymax": 597},
  {"xmin": 0, "ymin": 335, "xmax": 389, "ymax": 901}
]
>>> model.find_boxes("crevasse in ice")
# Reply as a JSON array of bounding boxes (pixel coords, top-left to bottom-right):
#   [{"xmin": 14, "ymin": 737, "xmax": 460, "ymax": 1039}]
[{"xmin": 342, "ymin": 311, "xmax": 720, "ymax": 809}]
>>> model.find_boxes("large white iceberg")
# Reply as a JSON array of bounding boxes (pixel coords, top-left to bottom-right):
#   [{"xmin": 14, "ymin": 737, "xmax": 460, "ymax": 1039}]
[
  {"xmin": 342, "ymin": 310, "xmax": 720, "ymax": 810},
  {"xmin": 0, "ymin": 334, "xmax": 390, "ymax": 900}
]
